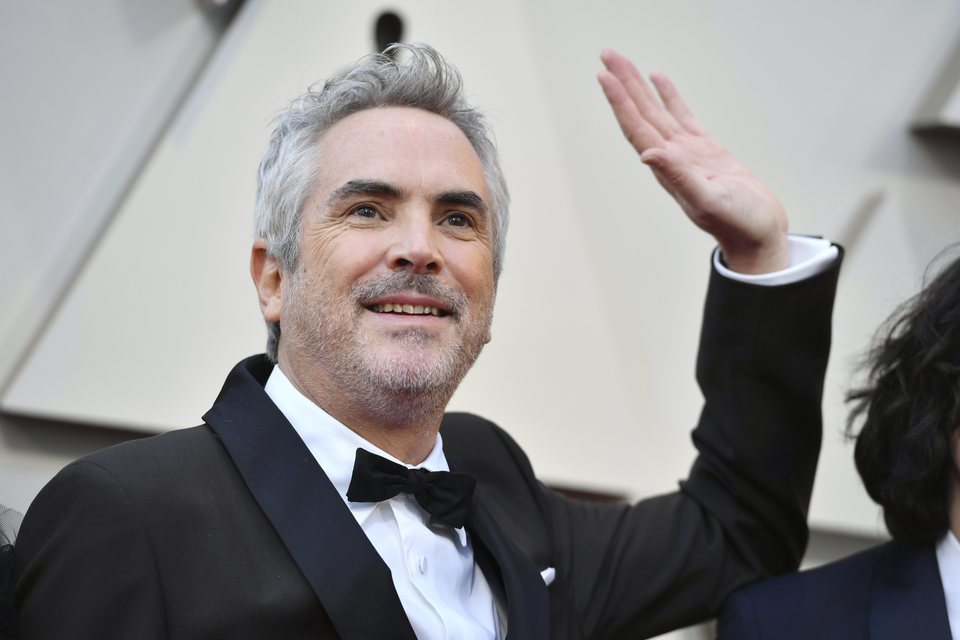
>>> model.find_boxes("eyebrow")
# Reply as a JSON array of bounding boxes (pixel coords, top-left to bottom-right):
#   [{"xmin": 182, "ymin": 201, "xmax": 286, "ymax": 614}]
[
  {"xmin": 326, "ymin": 180, "xmax": 402, "ymax": 207},
  {"xmin": 436, "ymin": 190, "xmax": 488, "ymax": 217},
  {"xmin": 326, "ymin": 180, "xmax": 488, "ymax": 217}
]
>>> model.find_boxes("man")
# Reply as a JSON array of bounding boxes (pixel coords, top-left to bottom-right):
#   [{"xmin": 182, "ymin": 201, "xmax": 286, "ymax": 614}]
[
  {"xmin": 14, "ymin": 45, "xmax": 840, "ymax": 639},
  {"xmin": 718, "ymin": 251, "xmax": 960, "ymax": 639}
]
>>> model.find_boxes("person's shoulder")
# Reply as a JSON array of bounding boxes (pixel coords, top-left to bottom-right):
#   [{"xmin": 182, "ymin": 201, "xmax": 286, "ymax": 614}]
[
  {"xmin": 440, "ymin": 412, "xmax": 527, "ymax": 464},
  {"xmin": 718, "ymin": 542, "xmax": 888, "ymax": 639},
  {"xmin": 18, "ymin": 426, "xmax": 228, "ymax": 546},
  {"xmin": 21, "ymin": 424, "xmax": 242, "ymax": 543},
  {"xmin": 83, "ymin": 424, "xmax": 219, "ymax": 466},
  {"xmin": 440, "ymin": 412, "xmax": 539, "ymax": 487},
  {"xmin": 441, "ymin": 411, "xmax": 502, "ymax": 441},
  {"xmin": 55, "ymin": 425, "xmax": 225, "ymax": 492},
  {"xmin": 744, "ymin": 542, "xmax": 883, "ymax": 599}
]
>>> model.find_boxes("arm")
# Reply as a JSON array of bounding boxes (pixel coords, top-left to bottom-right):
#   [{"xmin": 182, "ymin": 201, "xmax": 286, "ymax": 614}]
[
  {"xmin": 545, "ymin": 258, "xmax": 839, "ymax": 638},
  {"xmin": 536, "ymin": 51, "xmax": 841, "ymax": 637}
]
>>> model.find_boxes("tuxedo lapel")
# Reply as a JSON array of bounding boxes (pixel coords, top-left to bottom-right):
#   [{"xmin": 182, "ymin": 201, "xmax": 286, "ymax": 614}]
[
  {"xmin": 204, "ymin": 357, "xmax": 417, "ymax": 640},
  {"xmin": 868, "ymin": 541, "xmax": 951, "ymax": 640},
  {"xmin": 467, "ymin": 495, "xmax": 550, "ymax": 640}
]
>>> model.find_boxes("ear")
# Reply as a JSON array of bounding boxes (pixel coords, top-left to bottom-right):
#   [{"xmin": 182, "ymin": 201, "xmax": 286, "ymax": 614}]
[{"xmin": 251, "ymin": 238, "xmax": 283, "ymax": 323}]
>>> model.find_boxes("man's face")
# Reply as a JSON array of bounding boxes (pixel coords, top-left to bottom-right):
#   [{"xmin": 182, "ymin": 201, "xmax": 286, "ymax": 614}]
[{"xmin": 279, "ymin": 107, "xmax": 496, "ymax": 405}]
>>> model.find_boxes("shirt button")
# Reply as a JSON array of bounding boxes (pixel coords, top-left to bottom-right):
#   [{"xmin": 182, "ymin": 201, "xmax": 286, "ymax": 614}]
[{"xmin": 417, "ymin": 555, "xmax": 427, "ymax": 574}]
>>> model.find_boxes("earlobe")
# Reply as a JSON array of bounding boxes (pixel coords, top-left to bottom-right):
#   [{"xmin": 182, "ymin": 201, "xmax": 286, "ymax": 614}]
[{"xmin": 251, "ymin": 239, "xmax": 283, "ymax": 323}]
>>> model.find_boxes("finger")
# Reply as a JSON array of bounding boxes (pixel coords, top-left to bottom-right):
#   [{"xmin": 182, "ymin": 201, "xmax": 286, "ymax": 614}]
[
  {"xmin": 601, "ymin": 50, "xmax": 676, "ymax": 133},
  {"xmin": 598, "ymin": 70, "xmax": 666, "ymax": 152},
  {"xmin": 601, "ymin": 49, "xmax": 682, "ymax": 138},
  {"xmin": 601, "ymin": 49, "xmax": 658, "ymax": 104},
  {"xmin": 650, "ymin": 72, "xmax": 703, "ymax": 135}
]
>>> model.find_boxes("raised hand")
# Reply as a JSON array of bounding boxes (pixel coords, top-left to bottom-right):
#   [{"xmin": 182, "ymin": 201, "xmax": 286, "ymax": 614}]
[{"xmin": 598, "ymin": 49, "xmax": 788, "ymax": 274}]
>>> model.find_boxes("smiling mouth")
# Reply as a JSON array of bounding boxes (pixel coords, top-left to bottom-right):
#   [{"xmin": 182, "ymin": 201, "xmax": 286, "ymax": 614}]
[{"xmin": 368, "ymin": 303, "xmax": 449, "ymax": 317}]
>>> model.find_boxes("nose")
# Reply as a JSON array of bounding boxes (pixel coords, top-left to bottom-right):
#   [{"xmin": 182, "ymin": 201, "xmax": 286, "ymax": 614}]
[{"xmin": 386, "ymin": 215, "xmax": 443, "ymax": 274}]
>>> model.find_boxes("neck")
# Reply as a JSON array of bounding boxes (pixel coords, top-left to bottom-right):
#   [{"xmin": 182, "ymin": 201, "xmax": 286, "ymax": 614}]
[{"xmin": 278, "ymin": 354, "xmax": 453, "ymax": 465}]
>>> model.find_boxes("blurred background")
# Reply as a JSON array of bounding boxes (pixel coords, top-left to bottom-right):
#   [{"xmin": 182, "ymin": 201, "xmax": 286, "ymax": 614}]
[{"xmin": 2, "ymin": 1, "xmax": 960, "ymax": 637}]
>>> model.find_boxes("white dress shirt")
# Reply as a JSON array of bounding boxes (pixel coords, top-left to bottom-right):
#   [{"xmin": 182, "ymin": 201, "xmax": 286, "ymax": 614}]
[
  {"xmin": 936, "ymin": 531, "xmax": 960, "ymax": 639},
  {"xmin": 265, "ymin": 367, "xmax": 505, "ymax": 640}
]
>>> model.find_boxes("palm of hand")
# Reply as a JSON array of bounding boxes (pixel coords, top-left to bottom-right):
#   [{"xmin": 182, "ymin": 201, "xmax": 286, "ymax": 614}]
[{"xmin": 598, "ymin": 49, "xmax": 788, "ymax": 274}]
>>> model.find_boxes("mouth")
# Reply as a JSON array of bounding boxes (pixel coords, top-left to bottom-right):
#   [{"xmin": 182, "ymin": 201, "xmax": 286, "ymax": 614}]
[
  {"xmin": 353, "ymin": 273, "xmax": 464, "ymax": 321},
  {"xmin": 368, "ymin": 303, "xmax": 449, "ymax": 317}
]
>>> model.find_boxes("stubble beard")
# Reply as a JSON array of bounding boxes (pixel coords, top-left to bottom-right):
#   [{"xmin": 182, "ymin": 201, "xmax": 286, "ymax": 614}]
[{"xmin": 283, "ymin": 271, "xmax": 492, "ymax": 425}]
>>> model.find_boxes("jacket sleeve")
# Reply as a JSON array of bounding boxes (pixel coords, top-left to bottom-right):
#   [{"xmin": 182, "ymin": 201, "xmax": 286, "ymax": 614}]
[
  {"xmin": 15, "ymin": 460, "xmax": 168, "ymax": 640},
  {"xmin": 542, "ymin": 253, "xmax": 842, "ymax": 638}
]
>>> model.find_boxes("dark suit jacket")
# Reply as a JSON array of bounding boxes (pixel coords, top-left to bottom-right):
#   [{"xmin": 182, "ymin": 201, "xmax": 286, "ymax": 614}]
[
  {"xmin": 717, "ymin": 540, "xmax": 953, "ymax": 639},
  {"xmin": 0, "ymin": 544, "xmax": 13, "ymax": 640},
  {"xmin": 14, "ymin": 260, "xmax": 841, "ymax": 640}
]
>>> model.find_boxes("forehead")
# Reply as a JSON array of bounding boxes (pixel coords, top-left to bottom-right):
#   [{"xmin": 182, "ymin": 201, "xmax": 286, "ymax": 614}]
[{"xmin": 313, "ymin": 107, "xmax": 490, "ymax": 201}]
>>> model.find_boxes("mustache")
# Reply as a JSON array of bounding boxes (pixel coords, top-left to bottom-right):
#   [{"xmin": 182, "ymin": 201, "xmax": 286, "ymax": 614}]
[{"xmin": 351, "ymin": 272, "xmax": 466, "ymax": 316}]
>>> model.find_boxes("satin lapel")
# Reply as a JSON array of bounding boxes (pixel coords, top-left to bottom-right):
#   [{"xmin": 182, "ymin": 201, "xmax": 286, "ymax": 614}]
[
  {"xmin": 467, "ymin": 495, "xmax": 550, "ymax": 640},
  {"xmin": 868, "ymin": 542, "xmax": 951, "ymax": 640},
  {"xmin": 204, "ymin": 359, "xmax": 416, "ymax": 640}
]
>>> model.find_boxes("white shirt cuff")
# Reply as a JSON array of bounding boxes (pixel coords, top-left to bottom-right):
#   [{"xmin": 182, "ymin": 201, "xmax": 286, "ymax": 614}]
[{"xmin": 713, "ymin": 235, "xmax": 838, "ymax": 286}]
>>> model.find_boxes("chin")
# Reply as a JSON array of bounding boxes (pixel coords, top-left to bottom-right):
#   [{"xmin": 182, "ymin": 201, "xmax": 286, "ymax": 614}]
[{"xmin": 360, "ymin": 346, "xmax": 469, "ymax": 396}]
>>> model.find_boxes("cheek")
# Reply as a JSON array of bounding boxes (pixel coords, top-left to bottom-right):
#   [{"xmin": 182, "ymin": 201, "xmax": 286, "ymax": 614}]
[
  {"xmin": 304, "ymin": 230, "xmax": 385, "ymax": 282},
  {"xmin": 446, "ymin": 243, "xmax": 495, "ymax": 294}
]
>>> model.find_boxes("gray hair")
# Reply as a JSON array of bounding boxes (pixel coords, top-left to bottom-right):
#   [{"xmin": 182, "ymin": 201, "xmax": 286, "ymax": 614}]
[{"xmin": 254, "ymin": 43, "xmax": 510, "ymax": 362}]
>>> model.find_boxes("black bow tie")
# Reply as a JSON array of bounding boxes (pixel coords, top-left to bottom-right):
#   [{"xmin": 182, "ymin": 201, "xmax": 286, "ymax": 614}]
[{"xmin": 346, "ymin": 448, "xmax": 476, "ymax": 529}]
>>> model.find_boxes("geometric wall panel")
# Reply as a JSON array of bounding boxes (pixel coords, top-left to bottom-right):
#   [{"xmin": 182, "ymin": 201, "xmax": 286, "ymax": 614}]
[
  {"xmin": 0, "ymin": 0, "xmax": 225, "ymax": 392},
  {"xmin": 913, "ymin": 32, "xmax": 960, "ymax": 134}
]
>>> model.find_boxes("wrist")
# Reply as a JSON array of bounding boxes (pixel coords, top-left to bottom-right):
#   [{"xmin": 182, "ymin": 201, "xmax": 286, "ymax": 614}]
[{"xmin": 719, "ymin": 233, "xmax": 790, "ymax": 275}]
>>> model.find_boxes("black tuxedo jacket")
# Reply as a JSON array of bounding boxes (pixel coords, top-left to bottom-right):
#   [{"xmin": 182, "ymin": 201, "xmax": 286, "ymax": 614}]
[
  {"xmin": 14, "ymin": 260, "xmax": 841, "ymax": 639},
  {"xmin": 717, "ymin": 540, "xmax": 953, "ymax": 639}
]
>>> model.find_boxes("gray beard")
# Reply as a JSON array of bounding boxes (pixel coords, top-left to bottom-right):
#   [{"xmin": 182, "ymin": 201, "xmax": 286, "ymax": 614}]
[{"xmin": 283, "ymin": 271, "xmax": 489, "ymax": 425}]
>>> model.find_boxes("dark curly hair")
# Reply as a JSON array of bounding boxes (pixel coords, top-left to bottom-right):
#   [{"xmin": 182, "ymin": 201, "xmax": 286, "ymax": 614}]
[{"xmin": 847, "ymin": 249, "xmax": 960, "ymax": 544}]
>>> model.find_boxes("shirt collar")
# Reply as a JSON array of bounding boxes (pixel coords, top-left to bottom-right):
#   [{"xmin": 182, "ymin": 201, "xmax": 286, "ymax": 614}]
[
  {"xmin": 262, "ymin": 365, "xmax": 465, "ymax": 544},
  {"xmin": 936, "ymin": 530, "xmax": 960, "ymax": 639}
]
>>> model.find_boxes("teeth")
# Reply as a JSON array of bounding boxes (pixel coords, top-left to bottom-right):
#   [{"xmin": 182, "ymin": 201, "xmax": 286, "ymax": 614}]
[{"xmin": 373, "ymin": 303, "xmax": 442, "ymax": 316}]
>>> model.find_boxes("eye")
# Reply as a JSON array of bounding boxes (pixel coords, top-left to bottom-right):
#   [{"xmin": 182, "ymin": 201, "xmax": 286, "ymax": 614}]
[
  {"xmin": 442, "ymin": 213, "xmax": 472, "ymax": 228},
  {"xmin": 351, "ymin": 205, "xmax": 379, "ymax": 219}
]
